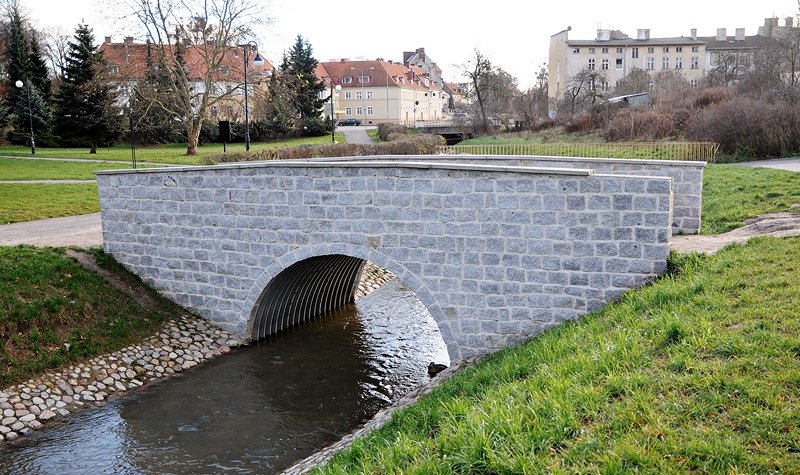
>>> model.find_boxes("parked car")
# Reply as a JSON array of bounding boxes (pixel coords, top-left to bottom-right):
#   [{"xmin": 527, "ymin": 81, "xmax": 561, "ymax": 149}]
[{"xmin": 338, "ymin": 118, "xmax": 362, "ymax": 126}]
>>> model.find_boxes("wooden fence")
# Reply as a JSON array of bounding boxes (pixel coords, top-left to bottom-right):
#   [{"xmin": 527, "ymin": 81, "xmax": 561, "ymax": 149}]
[{"xmin": 440, "ymin": 142, "xmax": 719, "ymax": 162}]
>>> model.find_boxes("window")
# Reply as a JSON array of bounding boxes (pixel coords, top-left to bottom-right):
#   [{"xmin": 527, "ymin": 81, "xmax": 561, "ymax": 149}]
[
  {"xmin": 345, "ymin": 91, "xmax": 352, "ymax": 99},
  {"xmin": 589, "ymin": 47, "xmax": 596, "ymax": 54},
  {"xmin": 356, "ymin": 107, "xmax": 363, "ymax": 115},
  {"xmin": 345, "ymin": 107, "xmax": 352, "ymax": 115},
  {"xmin": 676, "ymin": 46, "xmax": 683, "ymax": 52},
  {"xmin": 366, "ymin": 90, "xmax": 373, "ymax": 99},
  {"xmin": 109, "ymin": 65, "xmax": 119, "ymax": 74},
  {"xmin": 631, "ymin": 47, "xmax": 639, "ymax": 58},
  {"xmin": 616, "ymin": 58, "xmax": 623, "ymax": 70},
  {"xmin": 588, "ymin": 58, "xmax": 596, "ymax": 69},
  {"xmin": 662, "ymin": 57, "xmax": 670, "ymax": 69},
  {"xmin": 692, "ymin": 46, "xmax": 699, "ymax": 52},
  {"xmin": 691, "ymin": 56, "xmax": 699, "ymax": 69},
  {"xmin": 601, "ymin": 58, "xmax": 609, "ymax": 70},
  {"xmin": 367, "ymin": 106, "xmax": 374, "ymax": 115},
  {"xmin": 219, "ymin": 66, "xmax": 229, "ymax": 75},
  {"xmin": 663, "ymin": 47, "xmax": 670, "ymax": 53},
  {"xmin": 602, "ymin": 47, "xmax": 609, "ymax": 54},
  {"xmin": 572, "ymin": 47, "xmax": 580, "ymax": 54},
  {"xmin": 690, "ymin": 79, "xmax": 699, "ymax": 88},
  {"xmin": 601, "ymin": 80, "xmax": 609, "ymax": 91},
  {"xmin": 647, "ymin": 47, "xmax": 654, "ymax": 53},
  {"xmin": 341, "ymin": 77, "xmax": 353, "ymax": 84},
  {"xmin": 675, "ymin": 57, "xmax": 683, "ymax": 69},
  {"xmin": 616, "ymin": 47, "xmax": 623, "ymax": 54},
  {"xmin": 646, "ymin": 57, "xmax": 655, "ymax": 70},
  {"xmin": 355, "ymin": 90, "xmax": 362, "ymax": 100},
  {"xmin": 358, "ymin": 75, "xmax": 370, "ymax": 83}
]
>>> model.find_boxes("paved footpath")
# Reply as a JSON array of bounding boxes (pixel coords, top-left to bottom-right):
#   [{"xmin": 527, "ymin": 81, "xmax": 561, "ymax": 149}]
[
  {"xmin": 0, "ymin": 213, "xmax": 102, "ymax": 247},
  {"xmin": 736, "ymin": 157, "xmax": 800, "ymax": 172}
]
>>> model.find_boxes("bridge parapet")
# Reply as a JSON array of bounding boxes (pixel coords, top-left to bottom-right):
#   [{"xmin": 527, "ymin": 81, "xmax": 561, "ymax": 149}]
[
  {"xmin": 97, "ymin": 160, "xmax": 673, "ymax": 361},
  {"xmin": 311, "ymin": 155, "xmax": 704, "ymax": 234}
]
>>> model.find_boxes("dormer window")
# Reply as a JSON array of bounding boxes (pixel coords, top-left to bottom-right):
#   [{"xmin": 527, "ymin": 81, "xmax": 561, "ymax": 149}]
[
  {"xmin": 219, "ymin": 67, "xmax": 229, "ymax": 75},
  {"xmin": 358, "ymin": 75, "xmax": 370, "ymax": 83},
  {"xmin": 341, "ymin": 76, "xmax": 353, "ymax": 84}
]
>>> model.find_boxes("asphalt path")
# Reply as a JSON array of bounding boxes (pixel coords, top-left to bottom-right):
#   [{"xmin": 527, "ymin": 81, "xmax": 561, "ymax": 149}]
[
  {"xmin": 338, "ymin": 125, "xmax": 375, "ymax": 145},
  {"xmin": 736, "ymin": 157, "xmax": 800, "ymax": 172},
  {"xmin": 0, "ymin": 213, "xmax": 102, "ymax": 247}
]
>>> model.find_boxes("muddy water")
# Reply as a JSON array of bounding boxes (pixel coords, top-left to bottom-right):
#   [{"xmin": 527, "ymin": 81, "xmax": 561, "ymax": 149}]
[{"xmin": 0, "ymin": 279, "xmax": 449, "ymax": 474}]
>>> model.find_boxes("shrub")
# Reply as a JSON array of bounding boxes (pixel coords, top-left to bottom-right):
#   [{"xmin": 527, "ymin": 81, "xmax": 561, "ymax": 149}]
[
  {"xmin": 603, "ymin": 108, "xmax": 676, "ymax": 141},
  {"xmin": 684, "ymin": 96, "xmax": 800, "ymax": 158},
  {"xmin": 377, "ymin": 123, "xmax": 413, "ymax": 141},
  {"xmin": 203, "ymin": 133, "xmax": 445, "ymax": 164}
]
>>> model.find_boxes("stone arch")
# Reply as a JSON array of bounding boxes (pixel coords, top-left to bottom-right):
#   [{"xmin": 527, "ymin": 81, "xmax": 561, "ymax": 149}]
[{"xmin": 239, "ymin": 243, "xmax": 457, "ymax": 360}]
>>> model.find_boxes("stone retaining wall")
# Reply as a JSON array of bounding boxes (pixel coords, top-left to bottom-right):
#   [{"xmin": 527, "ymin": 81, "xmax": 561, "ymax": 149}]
[{"xmin": 98, "ymin": 161, "xmax": 674, "ymax": 361}]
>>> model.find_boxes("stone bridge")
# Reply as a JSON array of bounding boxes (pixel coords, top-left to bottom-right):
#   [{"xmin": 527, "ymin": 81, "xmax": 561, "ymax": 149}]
[{"xmin": 96, "ymin": 158, "xmax": 685, "ymax": 361}]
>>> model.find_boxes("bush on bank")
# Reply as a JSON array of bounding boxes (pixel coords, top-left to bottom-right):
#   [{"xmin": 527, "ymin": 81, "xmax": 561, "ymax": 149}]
[{"xmin": 203, "ymin": 133, "xmax": 444, "ymax": 164}]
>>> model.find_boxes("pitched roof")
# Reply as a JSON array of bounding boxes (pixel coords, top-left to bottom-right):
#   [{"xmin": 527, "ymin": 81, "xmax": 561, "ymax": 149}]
[
  {"xmin": 318, "ymin": 59, "xmax": 441, "ymax": 92},
  {"xmin": 99, "ymin": 38, "xmax": 274, "ymax": 82}
]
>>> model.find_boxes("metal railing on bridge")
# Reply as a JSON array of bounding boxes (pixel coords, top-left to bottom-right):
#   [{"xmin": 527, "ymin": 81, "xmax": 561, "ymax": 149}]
[{"xmin": 439, "ymin": 142, "xmax": 718, "ymax": 162}]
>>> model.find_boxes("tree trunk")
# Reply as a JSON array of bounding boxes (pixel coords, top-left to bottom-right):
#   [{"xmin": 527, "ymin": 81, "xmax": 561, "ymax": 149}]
[
  {"xmin": 185, "ymin": 120, "xmax": 200, "ymax": 155},
  {"xmin": 90, "ymin": 144, "xmax": 97, "ymax": 154}
]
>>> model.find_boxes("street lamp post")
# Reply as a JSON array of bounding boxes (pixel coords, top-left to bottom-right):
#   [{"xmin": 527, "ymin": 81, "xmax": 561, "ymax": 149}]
[
  {"xmin": 329, "ymin": 77, "xmax": 342, "ymax": 143},
  {"xmin": 14, "ymin": 80, "xmax": 35, "ymax": 155},
  {"xmin": 350, "ymin": 66, "xmax": 374, "ymax": 125},
  {"xmin": 242, "ymin": 42, "xmax": 264, "ymax": 152}
]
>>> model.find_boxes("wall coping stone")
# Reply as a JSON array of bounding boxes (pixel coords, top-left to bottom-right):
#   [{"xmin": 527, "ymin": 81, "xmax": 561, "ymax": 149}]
[{"xmin": 95, "ymin": 160, "xmax": 595, "ymax": 177}]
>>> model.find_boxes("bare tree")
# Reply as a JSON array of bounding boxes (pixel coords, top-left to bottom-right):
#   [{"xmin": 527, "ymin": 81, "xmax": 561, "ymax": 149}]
[
  {"xmin": 560, "ymin": 67, "xmax": 606, "ymax": 115},
  {"xmin": 514, "ymin": 66, "xmax": 548, "ymax": 128},
  {"xmin": 459, "ymin": 48, "xmax": 493, "ymax": 133},
  {"xmin": 122, "ymin": 0, "xmax": 264, "ymax": 155},
  {"xmin": 613, "ymin": 67, "xmax": 650, "ymax": 96},
  {"xmin": 42, "ymin": 26, "xmax": 70, "ymax": 78}
]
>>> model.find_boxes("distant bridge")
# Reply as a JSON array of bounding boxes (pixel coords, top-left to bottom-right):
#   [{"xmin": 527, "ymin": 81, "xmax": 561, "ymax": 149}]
[
  {"xmin": 415, "ymin": 121, "xmax": 473, "ymax": 144},
  {"xmin": 97, "ymin": 157, "xmax": 692, "ymax": 361}
]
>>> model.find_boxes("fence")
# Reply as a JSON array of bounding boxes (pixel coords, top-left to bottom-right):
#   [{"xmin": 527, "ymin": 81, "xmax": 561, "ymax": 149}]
[{"xmin": 440, "ymin": 142, "xmax": 719, "ymax": 162}]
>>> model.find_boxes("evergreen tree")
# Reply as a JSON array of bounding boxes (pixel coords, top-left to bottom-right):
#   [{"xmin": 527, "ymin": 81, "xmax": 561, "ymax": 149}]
[
  {"xmin": 130, "ymin": 42, "xmax": 182, "ymax": 144},
  {"xmin": 280, "ymin": 35, "xmax": 326, "ymax": 136},
  {"xmin": 8, "ymin": 82, "xmax": 53, "ymax": 146},
  {"xmin": 27, "ymin": 30, "xmax": 53, "ymax": 106},
  {"xmin": 54, "ymin": 23, "xmax": 121, "ymax": 152},
  {"xmin": 4, "ymin": 3, "xmax": 30, "ymax": 137}
]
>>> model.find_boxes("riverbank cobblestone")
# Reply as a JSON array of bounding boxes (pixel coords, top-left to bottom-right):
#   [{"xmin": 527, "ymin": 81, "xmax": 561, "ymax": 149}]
[{"xmin": 0, "ymin": 261, "xmax": 390, "ymax": 445}]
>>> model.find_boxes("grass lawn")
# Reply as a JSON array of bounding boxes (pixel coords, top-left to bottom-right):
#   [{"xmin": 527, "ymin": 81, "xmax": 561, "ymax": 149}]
[
  {"xmin": 0, "ymin": 247, "xmax": 179, "ymax": 386},
  {"xmin": 317, "ymin": 237, "xmax": 800, "ymax": 473},
  {"xmin": 702, "ymin": 164, "xmax": 800, "ymax": 234},
  {"xmin": 0, "ymin": 184, "xmax": 99, "ymax": 224},
  {"xmin": 0, "ymin": 134, "xmax": 346, "ymax": 166},
  {"xmin": 0, "ymin": 157, "xmax": 147, "ymax": 181}
]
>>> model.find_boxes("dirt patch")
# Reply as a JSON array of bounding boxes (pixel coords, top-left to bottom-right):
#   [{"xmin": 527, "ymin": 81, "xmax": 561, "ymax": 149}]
[
  {"xmin": 671, "ymin": 212, "xmax": 800, "ymax": 254},
  {"xmin": 65, "ymin": 250, "xmax": 162, "ymax": 312}
]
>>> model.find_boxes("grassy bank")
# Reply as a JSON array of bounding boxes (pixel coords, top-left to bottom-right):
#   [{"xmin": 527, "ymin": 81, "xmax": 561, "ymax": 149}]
[
  {"xmin": 0, "ymin": 135, "xmax": 345, "ymax": 166},
  {"xmin": 702, "ymin": 164, "xmax": 800, "ymax": 234},
  {"xmin": 317, "ymin": 237, "xmax": 800, "ymax": 473},
  {"xmin": 0, "ymin": 157, "xmax": 148, "ymax": 180},
  {"xmin": 0, "ymin": 184, "xmax": 99, "ymax": 224},
  {"xmin": 0, "ymin": 247, "xmax": 180, "ymax": 386}
]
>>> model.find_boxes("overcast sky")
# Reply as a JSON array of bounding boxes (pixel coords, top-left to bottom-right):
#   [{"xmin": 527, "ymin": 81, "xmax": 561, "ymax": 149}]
[{"xmin": 18, "ymin": 0, "xmax": 800, "ymax": 88}]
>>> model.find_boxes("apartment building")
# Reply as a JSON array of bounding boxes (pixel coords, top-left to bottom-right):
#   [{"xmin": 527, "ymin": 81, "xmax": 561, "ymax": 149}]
[
  {"xmin": 100, "ymin": 37, "xmax": 274, "ymax": 121},
  {"xmin": 318, "ymin": 58, "xmax": 446, "ymax": 125},
  {"xmin": 548, "ymin": 27, "xmax": 707, "ymax": 111}
]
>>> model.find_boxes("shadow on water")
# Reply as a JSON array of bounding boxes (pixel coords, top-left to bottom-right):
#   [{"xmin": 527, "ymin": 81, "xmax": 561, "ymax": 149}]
[{"xmin": 0, "ymin": 279, "xmax": 449, "ymax": 474}]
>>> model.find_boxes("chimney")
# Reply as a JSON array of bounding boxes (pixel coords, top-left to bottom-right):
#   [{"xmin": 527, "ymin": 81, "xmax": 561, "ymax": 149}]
[
  {"xmin": 104, "ymin": 36, "xmax": 112, "ymax": 44},
  {"xmin": 716, "ymin": 28, "xmax": 726, "ymax": 41},
  {"xmin": 596, "ymin": 29, "xmax": 611, "ymax": 41},
  {"xmin": 124, "ymin": 36, "xmax": 133, "ymax": 44},
  {"xmin": 690, "ymin": 28, "xmax": 697, "ymax": 40},
  {"xmin": 735, "ymin": 28, "xmax": 745, "ymax": 41},
  {"xmin": 787, "ymin": 17, "xmax": 795, "ymax": 27},
  {"xmin": 636, "ymin": 29, "xmax": 650, "ymax": 40}
]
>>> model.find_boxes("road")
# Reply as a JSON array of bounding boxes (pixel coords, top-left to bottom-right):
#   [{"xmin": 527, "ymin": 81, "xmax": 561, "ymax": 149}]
[{"xmin": 338, "ymin": 125, "xmax": 375, "ymax": 145}]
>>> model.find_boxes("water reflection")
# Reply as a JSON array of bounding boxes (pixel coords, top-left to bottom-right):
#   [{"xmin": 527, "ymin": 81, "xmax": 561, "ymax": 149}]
[{"xmin": 0, "ymin": 279, "xmax": 449, "ymax": 474}]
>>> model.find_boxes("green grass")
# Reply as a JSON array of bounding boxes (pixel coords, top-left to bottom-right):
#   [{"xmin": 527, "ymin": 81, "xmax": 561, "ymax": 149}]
[
  {"xmin": 317, "ymin": 238, "xmax": 800, "ymax": 474},
  {"xmin": 702, "ymin": 164, "xmax": 800, "ymax": 234},
  {"xmin": 0, "ymin": 247, "xmax": 179, "ymax": 386},
  {"xmin": 0, "ymin": 184, "xmax": 99, "ymax": 224},
  {"xmin": 0, "ymin": 157, "xmax": 147, "ymax": 180},
  {"xmin": 461, "ymin": 127, "xmax": 605, "ymax": 145},
  {"xmin": 0, "ymin": 135, "xmax": 345, "ymax": 166}
]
